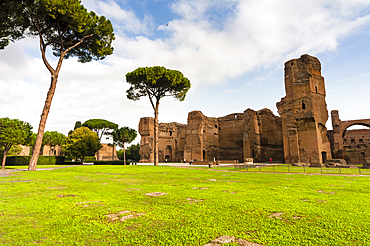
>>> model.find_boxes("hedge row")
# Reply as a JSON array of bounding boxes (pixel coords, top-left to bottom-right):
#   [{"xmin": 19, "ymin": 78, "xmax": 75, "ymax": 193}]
[
  {"xmin": 6, "ymin": 156, "xmax": 65, "ymax": 166},
  {"xmin": 84, "ymin": 156, "xmax": 96, "ymax": 162}
]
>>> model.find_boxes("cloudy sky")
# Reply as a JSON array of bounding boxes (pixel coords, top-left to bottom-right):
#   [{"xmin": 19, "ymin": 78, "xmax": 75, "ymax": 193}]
[{"xmin": 1, "ymin": 0, "xmax": 370, "ymax": 144}]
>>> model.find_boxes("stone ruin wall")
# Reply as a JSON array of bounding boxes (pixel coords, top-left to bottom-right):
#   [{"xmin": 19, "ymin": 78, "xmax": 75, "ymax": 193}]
[
  {"xmin": 217, "ymin": 113, "xmax": 244, "ymax": 161},
  {"xmin": 341, "ymin": 129, "xmax": 370, "ymax": 164},
  {"xmin": 243, "ymin": 108, "xmax": 284, "ymax": 163},
  {"xmin": 277, "ymin": 54, "xmax": 332, "ymax": 165},
  {"xmin": 138, "ymin": 117, "xmax": 154, "ymax": 163},
  {"xmin": 139, "ymin": 109, "xmax": 283, "ymax": 163},
  {"xmin": 97, "ymin": 143, "xmax": 119, "ymax": 161},
  {"xmin": 157, "ymin": 122, "xmax": 186, "ymax": 162},
  {"xmin": 329, "ymin": 110, "xmax": 370, "ymax": 164},
  {"xmin": 139, "ymin": 117, "xmax": 186, "ymax": 163},
  {"xmin": 184, "ymin": 111, "xmax": 219, "ymax": 162}
]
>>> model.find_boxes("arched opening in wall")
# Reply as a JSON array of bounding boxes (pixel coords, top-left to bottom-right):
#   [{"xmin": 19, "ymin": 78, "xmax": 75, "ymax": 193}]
[
  {"xmin": 342, "ymin": 123, "xmax": 370, "ymax": 138},
  {"xmin": 341, "ymin": 124, "xmax": 370, "ymax": 159},
  {"xmin": 321, "ymin": 151, "xmax": 327, "ymax": 163},
  {"xmin": 169, "ymin": 131, "xmax": 173, "ymax": 137},
  {"xmin": 165, "ymin": 145, "xmax": 172, "ymax": 162},
  {"xmin": 203, "ymin": 150, "xmax": 206, "ymax": 161},
  {"xmin": 302, "ymin": 102, "xmax": 306, "ymax": 110}
]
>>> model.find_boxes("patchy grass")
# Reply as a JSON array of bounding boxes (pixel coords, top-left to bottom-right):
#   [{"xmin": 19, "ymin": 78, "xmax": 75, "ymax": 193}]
[{"xmin": 1, "ymin": 165, "xmax": 370, "ymax": 245}]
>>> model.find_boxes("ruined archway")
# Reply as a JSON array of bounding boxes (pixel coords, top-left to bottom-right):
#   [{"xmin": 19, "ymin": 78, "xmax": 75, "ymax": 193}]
[
  {"xmin": 331, "ymin": 111, "xmax": 370, "ymax": 164},
  {"xmin": 342, "ymin": 123, "xmax": 370, "ymax": 138}
]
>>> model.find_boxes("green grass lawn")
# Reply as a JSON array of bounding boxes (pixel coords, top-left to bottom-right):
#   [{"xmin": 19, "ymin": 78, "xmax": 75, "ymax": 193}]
[{"xmin": 1, "ymin": 165, "xmax": 370, "ymax": 245}]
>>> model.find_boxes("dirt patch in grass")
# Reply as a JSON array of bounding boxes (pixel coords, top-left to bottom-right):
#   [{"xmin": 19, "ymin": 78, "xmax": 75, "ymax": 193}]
[
  {"xmin": 192, "ymin": 187, "xmax": 209, "ymax": 190},
  {"xmin": 0, "ymin": 180, "xmax": 33, "ymax": 183},
  {"xmin": 204, "ymin": 235, "xmax": 263, "ymax": 246},
  {"xmin": 222, "ymin": 190, "xmax": 237, "ymax": 193},
  {"xmin": 57, "ymin": 194, "xmax": 77, "ymax": 198},
  {"xmin": 106, "ymin": 210, "xmax": 146, "ymax": 222},
  {"xmin": 126, "ymin": 188, "xmax": 141, "ymax": 191},
  {"xmin": 185, "ymin": 198, "xmax": 204, "ymax": 204},
  {"xmin": 145, "ymin": 192, "xmax": 168, "ymax": 197},
  {"xmin": 269, "ymin": 212, "xmax": 284, "ymax": 220},
  {"xmin": 76, "ymin": 201, "xmax": 103, "ymax": 207},
  {"xmin": 317, "ymin": 190, "xmax": 335, "ymax": 194}
]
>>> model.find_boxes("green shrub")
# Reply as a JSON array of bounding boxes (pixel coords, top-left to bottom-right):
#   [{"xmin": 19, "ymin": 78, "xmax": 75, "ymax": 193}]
[
  {"xmin": 37, "ymin": 156, "xmax": 65, "ymax": 165},
  {"xmin": 6, "ymin": 156, "xmax": 65, "ymax": 166},
  {"xmin": 6, "ymin": 156, "xmax": 30, "ymax": 165},
  {"xmin": 84, "ymin": 156, "xmax": 96, "ymax": 162}
]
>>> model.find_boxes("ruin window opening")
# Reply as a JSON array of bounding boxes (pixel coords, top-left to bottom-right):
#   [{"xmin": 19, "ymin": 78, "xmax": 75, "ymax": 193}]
[
  {"xmin": 302, "ymin": 102, "xmax": 306, "ymax": 110},
  {"xmin": 351, "ymin": 139, "xmax": 356, "ymax": 143},
  {"xmin": 215, "ymin": 125, "xmax": 217, "ymax": 129},
  {"xmin": 359, "ymin": 139, "xmax": 364, "ymax": 143},
  {"xmin": 203, "ymin": 150, "xmax": 206, "ymax": 161},
  {"xmin": 169, "ymin": 131, "xmax": 173, "ymax": 137},
  {"xmin": 315, "ymin": 86, "xmax": 318, "ymax": 93},
  {"xmin": 234, "ymin": 114, "xmax": 237, "ymax": 119},
  {"xmin": 361, "ymin": 152, "xmax": 365, "ymax": 157}
]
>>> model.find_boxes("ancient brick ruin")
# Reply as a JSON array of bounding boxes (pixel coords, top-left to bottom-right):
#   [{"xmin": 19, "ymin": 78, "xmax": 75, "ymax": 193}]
[
  {"xmin": 329, "ymin": 110, "xmax": 370, "ymax": 164},
  {"xmin": 277, "ymin": 54, "xmax": 332, "ymax": 165},
  {"xmin": 138, "ymin": 54, "xmax": 370, "ymax": 165},
  {"xmin": 139, "ymin": 109, "xmax": 284, "ymax": 163}
]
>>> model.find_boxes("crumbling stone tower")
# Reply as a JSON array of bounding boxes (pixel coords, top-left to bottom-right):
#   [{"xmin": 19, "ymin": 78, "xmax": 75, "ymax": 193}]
[
  {"xmin": 138, "ymin": 117, "xmax": 155, "ymax": 163},
  {"xmin": 277, "ymin": 54, "xmax": 331, "ymax": 165}
]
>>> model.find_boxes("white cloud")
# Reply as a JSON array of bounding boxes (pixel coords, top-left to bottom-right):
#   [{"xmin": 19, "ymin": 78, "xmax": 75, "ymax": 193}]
[
  {"xmin": 82, "ymin": 0, "xmax": 154, "ymax": 35},
  {"xmin": 1, "ymin": 0, "xmax": 370, "ymax": 139},
  {"xmin": 109, "ymin": 0, "xmax": 370, "ymax": 87}
]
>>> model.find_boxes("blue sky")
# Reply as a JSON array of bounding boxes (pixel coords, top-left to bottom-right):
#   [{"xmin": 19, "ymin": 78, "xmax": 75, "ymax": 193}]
[{"xmin": 0, "ymin": 0, "xmax": 370, "ymax": 144}]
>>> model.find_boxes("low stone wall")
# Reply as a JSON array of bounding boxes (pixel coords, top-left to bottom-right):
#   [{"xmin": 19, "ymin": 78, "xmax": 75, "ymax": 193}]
[
  {"xmin": 192, "ymin": 161, "xmax": 212, "ymax": 165},
  {"xmin": 217, "ymin": 160, "xmax": 239, "ymax": 164}
]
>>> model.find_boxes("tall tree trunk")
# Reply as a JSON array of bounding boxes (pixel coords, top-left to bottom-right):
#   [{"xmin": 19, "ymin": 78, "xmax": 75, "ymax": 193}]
[
  {"xmin": 28, "ymin": 76, "xmax": 58, "ymax": 171},
  {"xmin": 1, "ymin": 148, "xmax": 9, "ymax": 170},
  {"xmin": 123, "ymin": 143, "xmax": 126, "ymax": 165},
  {"xmin": 154, "ymin": 106, "xmax": 159, "ymax": 166}
]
